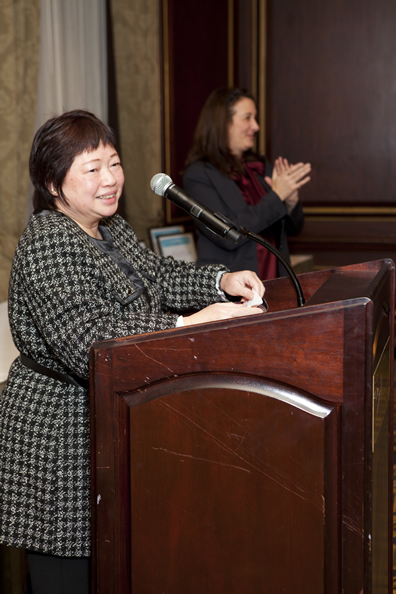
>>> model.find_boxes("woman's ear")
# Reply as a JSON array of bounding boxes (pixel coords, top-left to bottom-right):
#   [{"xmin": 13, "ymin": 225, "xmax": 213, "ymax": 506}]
[{"xmin": 48, "ymin": 185, "xmax": 58, "ymax": 196}]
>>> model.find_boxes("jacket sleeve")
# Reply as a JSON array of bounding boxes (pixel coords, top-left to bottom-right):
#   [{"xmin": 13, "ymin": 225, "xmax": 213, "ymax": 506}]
[
  {"xmin": 105, "ymin": 213, "xmax": 229, "ymax": 312},
  {"xmin": 9, "ymin": 218, "xmax": 228, "ymax": 378},
  {"xmin": 122, "ymin": 240, "xmax": 229, "ymax": 312},
  {"xmin": 263, "ymin": 158, "xmax": 304, "ymax": 237},
  {"xmin": 284, "ymin": 201, "xmax": 304, "ymax": 236},
  {"xmin": 183, "ymin": 161, "xmax": 291, "ymax": 252}
]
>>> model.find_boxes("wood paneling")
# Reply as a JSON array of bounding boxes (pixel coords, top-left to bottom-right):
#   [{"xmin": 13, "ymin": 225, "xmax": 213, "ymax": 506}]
[
  {"xmin": 162, "ymin": 0, "xmax": 262, "ymax": 223},
  {"xmin": 266, "ymin": 0, "xmax": 396, "ymax": 207},
  {"xmin": 164, "ymin": 0, "xmax": 229, "ymax": 193},
  {"xmin": 266, "ymin": 0, "xmax": 396, "ymax": 268},
  {"xmin": 288, "ymin": 217, "xmax": 396, "ymax": 268}
]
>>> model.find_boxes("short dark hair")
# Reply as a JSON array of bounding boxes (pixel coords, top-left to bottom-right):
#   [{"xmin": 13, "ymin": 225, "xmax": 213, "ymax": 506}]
[
  {"xmin": 30, "ymin": 109, "xmax": 117, "ymax": 213},
  {"xmin": 184, "ymin": 87, "xmax": 257, "ymax": 175}
]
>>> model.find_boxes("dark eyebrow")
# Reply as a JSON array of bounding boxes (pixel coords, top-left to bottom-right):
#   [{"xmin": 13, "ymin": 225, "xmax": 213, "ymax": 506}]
[{"xmin": 82, "ymin": 152, "xmax": 119, "ymax": 166}]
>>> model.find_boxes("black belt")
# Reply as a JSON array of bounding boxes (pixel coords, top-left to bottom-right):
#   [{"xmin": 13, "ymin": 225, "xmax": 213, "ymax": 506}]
[{"xmin": 20, "ymin": 354, "xmax": 89, "ymax": 390}]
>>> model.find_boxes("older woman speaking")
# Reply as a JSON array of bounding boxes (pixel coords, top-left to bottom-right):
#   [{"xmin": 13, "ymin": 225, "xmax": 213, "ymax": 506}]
[
  {"xmin": 0, "ymin": 110, "xmax": 264, "ymax": 594},
  {"xmin": 183, "ymin": 87, "xmax": 311, "ymax": 279}
]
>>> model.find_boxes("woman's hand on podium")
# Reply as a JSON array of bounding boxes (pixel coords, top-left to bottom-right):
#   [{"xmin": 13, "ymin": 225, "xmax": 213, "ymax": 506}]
[
  {"xmin": 183, "ymin": 301, "xmax": 265, "ymax": 326},
  {"xmin": 220, "ymin": 270, "xmax": 265, "ymax": 302},
  {"xmin": 183, "ymin": 270, "xmax": 266, "ymax": 327}
]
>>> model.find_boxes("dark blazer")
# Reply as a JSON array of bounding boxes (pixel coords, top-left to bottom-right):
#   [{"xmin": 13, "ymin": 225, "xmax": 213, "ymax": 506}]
[{"xmin": 183, "ymin": 160, "xmax": 304, "ymax": 277}]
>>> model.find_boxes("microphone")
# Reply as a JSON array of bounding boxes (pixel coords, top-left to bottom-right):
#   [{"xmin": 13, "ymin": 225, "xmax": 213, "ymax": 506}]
[
  {"xmin": 150, "ymin": 173, "xmax": 242, "ymax": 243},
  {"xmin": 150, "ymin": 173, "xmax": 305, "ymax": 306}
]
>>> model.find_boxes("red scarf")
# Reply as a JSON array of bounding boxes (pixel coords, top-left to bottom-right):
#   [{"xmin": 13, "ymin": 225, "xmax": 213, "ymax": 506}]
[{"xmin": 232, "ymin": 161, "xmax": 278, "ymax": 280}]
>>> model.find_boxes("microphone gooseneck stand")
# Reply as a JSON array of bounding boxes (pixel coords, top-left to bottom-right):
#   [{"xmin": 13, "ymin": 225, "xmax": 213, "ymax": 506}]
[
  {"xmin": 202, "ymin": 209, "xmax": 305, "ymax": 307},
  {"xmin": 238, "ymin": 227, "xmax": 305, "ymax": 307}
]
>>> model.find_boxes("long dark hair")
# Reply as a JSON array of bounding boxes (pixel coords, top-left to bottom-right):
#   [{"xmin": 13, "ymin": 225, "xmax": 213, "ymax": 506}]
[
  {"xmin": 30, "ymin": 109, "xmax": 117, "ymax": 213},
  {"xmin": 184, "ymin": 87, "xmax": 260, "ymax": 176}
]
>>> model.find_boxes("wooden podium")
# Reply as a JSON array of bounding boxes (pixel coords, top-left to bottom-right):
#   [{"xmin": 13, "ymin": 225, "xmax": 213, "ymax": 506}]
[{"xmin": 89, "ymin": 260, "xmax": 394, "ymax": 594}]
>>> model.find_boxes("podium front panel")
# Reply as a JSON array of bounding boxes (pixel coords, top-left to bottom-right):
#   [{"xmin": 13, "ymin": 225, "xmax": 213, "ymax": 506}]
[{"xmin": 123, "ymin": 377, "xmax": 339, "ymax": 593}]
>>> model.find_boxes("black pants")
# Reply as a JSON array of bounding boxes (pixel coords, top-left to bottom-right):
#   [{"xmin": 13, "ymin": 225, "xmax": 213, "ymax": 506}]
[{"xmin": 26, "ymin": 552, "xmax": 91, "ymax": 594}]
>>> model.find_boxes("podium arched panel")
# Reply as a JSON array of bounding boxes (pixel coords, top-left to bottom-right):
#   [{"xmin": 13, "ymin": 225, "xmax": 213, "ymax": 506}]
[
  {"xmin": 93, "ymin": 374, "xmax": 339, "ymax": 594},
  {"xmin": 127, "ymin": 377, "xmax": 339, "ymax": 594}
]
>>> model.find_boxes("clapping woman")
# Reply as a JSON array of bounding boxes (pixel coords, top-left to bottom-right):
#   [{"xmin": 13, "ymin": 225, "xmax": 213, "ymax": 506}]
[{"xmin": 183, "ymin": 87, "xmax": 311, "ymax": 279}]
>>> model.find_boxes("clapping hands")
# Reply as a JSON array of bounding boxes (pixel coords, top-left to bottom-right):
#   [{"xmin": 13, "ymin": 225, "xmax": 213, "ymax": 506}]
[{"xmin": 265, "ymin": 157, "xmax": 311, "ymax": 213}]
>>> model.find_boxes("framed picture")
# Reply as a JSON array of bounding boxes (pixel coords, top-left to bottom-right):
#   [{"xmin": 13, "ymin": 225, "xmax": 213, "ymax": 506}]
[
  {"xmin": 149, "ymin": 225, "xmax": 185, "ymax": 254},
  {"xmin": 158, "ymin": 232, "xmax": 197, "ymax": 262}
]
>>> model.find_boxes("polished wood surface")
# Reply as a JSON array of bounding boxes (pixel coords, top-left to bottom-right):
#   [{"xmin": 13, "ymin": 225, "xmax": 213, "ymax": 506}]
[
  {"xmin": 266, "ymin": 0, "xmax": 396, "ymax": 268},
  {"xmin": 266, "ymin": 0, "xmax": 396, "ymax": 207},
  {"xmin": 90, "ymin": 260, "xmax": 394, "ymax": 593},
  {"xmin": 127, "ymin": 381, "xmax": 338, "ymax": 593},
  {"xmin": 163, "ymin": 0, "xmax": 228, "ymax": 195}
]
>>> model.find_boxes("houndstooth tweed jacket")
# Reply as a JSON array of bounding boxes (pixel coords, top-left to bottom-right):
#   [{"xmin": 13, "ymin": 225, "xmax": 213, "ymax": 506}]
[{"xmin": 0, "ymin": 211, "xmax": 228, "ymax": 557}]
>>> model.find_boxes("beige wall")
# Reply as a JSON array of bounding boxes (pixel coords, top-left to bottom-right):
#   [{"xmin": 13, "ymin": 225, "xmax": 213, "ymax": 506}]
[
  {"xmin": 110, "ymin": 0, "xmax": 163, "ymax": 244},
  {"xmin": 0, "ymin": 1, "xmax": 40, "ymax": 300}
]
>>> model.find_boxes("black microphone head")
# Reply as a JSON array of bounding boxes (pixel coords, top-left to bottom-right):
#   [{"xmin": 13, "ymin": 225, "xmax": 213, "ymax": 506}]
[{"xmin": 150, "ymin": 173, "xmax": 173, "ymax": 196}]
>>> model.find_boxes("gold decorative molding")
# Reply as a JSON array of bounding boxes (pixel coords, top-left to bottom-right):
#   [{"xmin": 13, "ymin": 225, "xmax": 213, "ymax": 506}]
[
  {"xmin": 228, "ymin": 0, "xmax": 234, "ymax": 86},
  {"xmin": 162, "ymin": 0, "xmax": 171, "ymax": 176},
  {"xmin": 251, "ymin": 0, "xmax": 258, "ymax": 100},
  {"xmin": 258, "ymin": 0, "xmax": 266, "ymax": 155},
  {"xmin": 303, "ymin": 206, "xmax": 396, "ymax": 216},
  {"xmin": 161, "ymin": 0, "xmax": 175, "ymax": 223}
]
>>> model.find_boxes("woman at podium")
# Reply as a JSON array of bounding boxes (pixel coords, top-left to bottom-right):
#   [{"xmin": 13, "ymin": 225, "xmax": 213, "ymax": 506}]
[
  {"xmin": 183, "ymin": 87, "xmax": 311, "ymax": 279},
  {"xmin": 0, "ymin": 110, "xmax": 265, "ymax": 594}
]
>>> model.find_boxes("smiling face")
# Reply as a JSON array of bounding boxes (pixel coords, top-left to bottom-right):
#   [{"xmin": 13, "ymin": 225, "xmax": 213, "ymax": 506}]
[
  {"xmin": 227, "ymin": 97, "xmax": 259, "ymax": 158},
  {"xmin": 54, "ymin": 142, "xmax": 124, "ymax": 237}
]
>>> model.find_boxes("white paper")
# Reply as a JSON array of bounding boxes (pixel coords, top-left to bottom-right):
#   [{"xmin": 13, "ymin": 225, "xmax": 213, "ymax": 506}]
[{"xmin": 245, "ymin": 289, "xmax": 263, "ymax": 308}]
